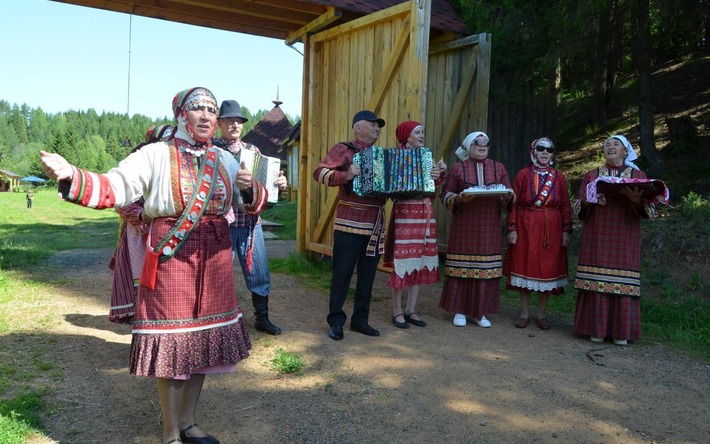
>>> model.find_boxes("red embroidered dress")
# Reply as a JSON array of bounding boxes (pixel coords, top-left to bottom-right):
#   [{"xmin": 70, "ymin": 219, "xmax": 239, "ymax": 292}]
[
  {"xmin": 573, "ymin": 165, "xmax": 653, "ymax": 341},
  {"xmin": 504, "ymin": 164, "xmax": 572, "ymax": 293},
  {"xmin": 61, "ymin": 141, "xmax": 266, "ymax": 378},
  {"xmin": 383, "ymin": 143, "xmax": 444, "ymax": 288},
  {"xmin": 439, "ymin": 158, "xmax": 511, "ymax": 319}
]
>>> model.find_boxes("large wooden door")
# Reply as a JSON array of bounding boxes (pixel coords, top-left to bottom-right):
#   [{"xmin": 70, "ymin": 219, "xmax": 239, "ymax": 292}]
[
  {"xmin": 425, "ymin": 33, "xmax": 492, "ymax": 251},
  {"xmin": 301, "ymin": 0, "xmax": 431, "ymax": 256},
  {"xmin": 297, "ymin": 0, "xmax": 491, "ymax": 256}
]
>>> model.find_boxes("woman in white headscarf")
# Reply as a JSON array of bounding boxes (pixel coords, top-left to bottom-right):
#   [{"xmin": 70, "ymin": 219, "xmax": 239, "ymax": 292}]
[
  {"xmin": 41, "ymin": 87, "xmax": 267, "ymax": 444},
  {"xmin": 573, "ymin": 135, "xmax": 655, "ymax": 346},
  {"xmin": 439, "ymin": 131, "xmax": 513, "ymax": 328}
]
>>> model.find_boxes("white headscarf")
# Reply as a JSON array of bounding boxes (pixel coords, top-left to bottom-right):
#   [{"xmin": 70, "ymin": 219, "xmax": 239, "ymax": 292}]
[
  {"xmin": 462, "ymin": 131, "xmax": 489, "ymax": 151},
  {"xmin": 456, "ymin": 131, "xmax": 490, "ymax": 162},
  {"xmin": 607, "ymin": 135, "xmax": 639, "ymax": 170}
]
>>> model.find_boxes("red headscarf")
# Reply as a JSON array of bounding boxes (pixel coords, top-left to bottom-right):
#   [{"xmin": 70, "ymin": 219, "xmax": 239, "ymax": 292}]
[{"xmin": 395, "ymin": 120, "xmax": 422, "ymax": 146}]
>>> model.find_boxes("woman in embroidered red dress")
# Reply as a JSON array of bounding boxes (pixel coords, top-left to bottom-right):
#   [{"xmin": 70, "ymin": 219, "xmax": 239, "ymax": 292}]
[
  {"xmin": 504, "ymin": 137, "xmax": 572, "ymax": 330},
  {"xmin": 573, "ymin": 135, "xmax": 656, "ymax": 346},
  {"xmin": 41, "ymin": 87, "xmax": 267, "ymax": 444},
  {"xmin": 439, "ymin": 131, "xmax": 513, "ymax": 328},
  {"xmin": 383, "ymin": 121, "xmax": 446, "ymax": 329}
]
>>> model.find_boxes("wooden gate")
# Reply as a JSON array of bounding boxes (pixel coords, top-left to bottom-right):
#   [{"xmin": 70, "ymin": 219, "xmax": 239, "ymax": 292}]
[{"xmin": 298, "ymin": 1, "xmax": 491, "ymax": 255}]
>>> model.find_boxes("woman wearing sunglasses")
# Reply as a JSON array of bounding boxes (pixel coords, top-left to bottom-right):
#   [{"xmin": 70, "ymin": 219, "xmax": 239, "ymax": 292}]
[{"xmin": 504, "ymin": 137, "xmax": 572, "ymax": 330}]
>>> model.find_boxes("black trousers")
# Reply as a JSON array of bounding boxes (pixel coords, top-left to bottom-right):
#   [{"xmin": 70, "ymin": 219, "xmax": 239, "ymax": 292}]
[{"xmin": 327, "ymin": 230, "xmax": 380, "ymax": 328}]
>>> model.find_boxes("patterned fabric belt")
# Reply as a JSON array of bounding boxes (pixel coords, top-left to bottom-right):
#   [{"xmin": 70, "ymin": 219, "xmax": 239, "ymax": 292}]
[{"xmin": 339, "ymin": 200, "xmax": 386, "ymax": 257}]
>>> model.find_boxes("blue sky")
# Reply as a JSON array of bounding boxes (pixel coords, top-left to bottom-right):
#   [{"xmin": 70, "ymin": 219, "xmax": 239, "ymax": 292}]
[{"xmin": 1, "ymin": 0, "xmax": 304, "ymax": 119}]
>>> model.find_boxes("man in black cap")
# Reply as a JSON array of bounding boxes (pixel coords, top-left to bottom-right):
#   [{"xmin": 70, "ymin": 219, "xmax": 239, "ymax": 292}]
[
  {"xmin": 313, "ymin": 109, "xmax": 387, "ymax": 340},
  {"xmin": 214, "ymin": 99, "xmax": 287, "ymax": 335}
]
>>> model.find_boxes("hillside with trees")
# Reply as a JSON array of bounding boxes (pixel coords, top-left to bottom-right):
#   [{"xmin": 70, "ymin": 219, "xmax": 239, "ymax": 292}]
[{"xmin": 451, "ymin": 0, "xmax": 708, "ymax": 182}]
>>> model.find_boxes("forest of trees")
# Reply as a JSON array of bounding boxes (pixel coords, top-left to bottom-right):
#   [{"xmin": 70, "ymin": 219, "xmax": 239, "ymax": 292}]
[
  {"xmin": 0, "ymin": 102, "xmax": 289, "ymax": 180},
  {"xmin": 451, "ymin": 0, "xmax": 708, "ymax": 174},
  {"xmin": 1, "ymin": 0, "xmax": 707, "ymax": 180}
]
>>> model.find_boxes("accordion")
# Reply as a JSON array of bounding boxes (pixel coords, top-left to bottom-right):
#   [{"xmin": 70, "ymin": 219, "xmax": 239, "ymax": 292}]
[
  {"xmin": 353, "ymin": 146, "xmax": 436, "ymax": 199},
  {"xmin": 238, "ymin": 149, "xmax": 281, "ymax": 204}
]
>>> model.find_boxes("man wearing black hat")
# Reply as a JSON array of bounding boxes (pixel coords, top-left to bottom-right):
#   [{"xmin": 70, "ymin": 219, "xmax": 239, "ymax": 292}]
[
  {"xmin": 313, "ymin": 110, "xmax": 387, "ymax": 340},
  {"xmin": 214, "ymin": 99, "xmax": 287, "ymax": 335}
]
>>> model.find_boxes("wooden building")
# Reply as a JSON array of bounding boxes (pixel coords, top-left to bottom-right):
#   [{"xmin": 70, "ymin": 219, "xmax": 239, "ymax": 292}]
[
  {"xmin": 51, "ymin": 0, "xmax": 492, "ymax": 254},
  {"xmin": 279, "ymin": 120, "xmax": 302, "ymax": 202},
  {"xmin": 241, "ymin": 100, "xmax": 293, "ymax": 201},
  {"xmin": 0, "ymin": 169, "xmax": 21, "ymax": 192}
]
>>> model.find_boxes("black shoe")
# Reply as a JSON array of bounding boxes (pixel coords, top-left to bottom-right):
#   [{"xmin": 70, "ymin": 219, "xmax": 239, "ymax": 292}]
[
  {"xmin": 404, "ymin": 312, "xmax": 427, "ymax": 327},
  {"xmin": 329, "ymin": 325, "xmax": 344, "ymax": 340},
  {"xmin": 392, "ymin": 313, "xmax": 409, "ymax": 329},
  {"xmin": 180, "ymin": 424, "xmax": 219, "ymax": 444},
  {"xmin": 255, "ymin": 317, "xmax": 282, "ymax": 335},
  {"xmin": 350, "ymin": 323, "xmax": 380, "ymax": 336}
]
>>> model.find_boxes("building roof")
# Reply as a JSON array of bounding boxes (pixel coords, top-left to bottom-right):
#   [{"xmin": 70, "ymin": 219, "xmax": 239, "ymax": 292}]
[
  {"xmin": 51, "ymin": 0, "xmax": 469, "ymax": 41},
  {"xmin": 242, "ymin": 105, "xmax": 294, "ymax": 161},
  {"xmin": 307, "ymin": 0, "xmax": 468, "ymax": 35},
  {"xmin": 0, "ymin": 169, "xmax": 21, "ymax": 179},
  {"xmin": 280, "ymin": 120, "xmax": 302, "ymax": 149}
]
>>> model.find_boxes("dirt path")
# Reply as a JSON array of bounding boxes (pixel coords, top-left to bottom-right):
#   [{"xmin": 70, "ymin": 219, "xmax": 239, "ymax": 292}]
[{"xmin": 28, "ymin": 242, "xmax": 709, "ymax": 444}]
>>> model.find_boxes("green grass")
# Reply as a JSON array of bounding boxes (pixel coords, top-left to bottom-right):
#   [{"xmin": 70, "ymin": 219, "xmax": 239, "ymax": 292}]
[
  {"xmin": 0, "ymin": 189, "xmax": 118, "ymax": 269},
  {"xmin": 269, "ymin": 252, "xmax": 333, "ymax": 291},
  {"xmin": 270, "ymin": 348, "xmax": 305, "ymax": 374},
  {"xmin": 0, "ymin": 390, "xmax": 46, "ymax": 444},
  {"xmin": 0, "ymin": 189, "xmax": 119, "ymax": 443},
  {"xmin": 262, "ymin": 200, "xmax": 297, "ymax": 240}
]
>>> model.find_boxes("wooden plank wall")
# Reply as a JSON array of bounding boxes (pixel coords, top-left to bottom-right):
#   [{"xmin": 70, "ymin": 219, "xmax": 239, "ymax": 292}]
[
  {"xmin": 425, "ymin": 33, "xmax": 492, "ymax": 250},
  {"xmin": 298, "ymin": 3, "xmax": 495, "ymax": 257},
  {"xmin": 304, "ymin": 1, "xmax": 429, "ymax": 256},
  {"xmin": 487, "ymin": 95, "xmax": 556, "ymax": 184}
]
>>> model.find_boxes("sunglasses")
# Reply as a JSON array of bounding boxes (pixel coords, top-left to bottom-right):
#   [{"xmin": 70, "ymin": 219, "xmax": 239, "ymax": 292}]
[
  {"xmin": 473, "ymin": 139, "xmax": 490, "ymax": 147},
  {"xmin": 534, "ymin": 146, "xmax": 554, "ymax": 153}
]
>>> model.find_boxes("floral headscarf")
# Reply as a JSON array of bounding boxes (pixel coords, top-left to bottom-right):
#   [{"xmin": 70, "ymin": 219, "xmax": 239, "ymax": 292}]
[{"xmin": 171, "ymin": 87, "xmax": 218, "ymax": 145}]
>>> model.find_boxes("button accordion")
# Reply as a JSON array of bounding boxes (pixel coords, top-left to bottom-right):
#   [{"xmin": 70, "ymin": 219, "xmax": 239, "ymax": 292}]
[
  {"xmin": 238, "ymin": 148, "xmax": 281, "ymax": 204},
  {"xmin": 353, "ymin": 146, "xmax": 436, "ymax": 199}
]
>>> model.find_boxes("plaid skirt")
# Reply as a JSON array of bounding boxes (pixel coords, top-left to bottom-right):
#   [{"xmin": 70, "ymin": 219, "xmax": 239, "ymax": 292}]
[
  {"xmin": 439, "ymin": 277, "xmax": 500, "ymax": 319},
  {"xmin": 129, "ymin": 215, "xmax": 251, "ymax": 378},
  {"xmin": 574, "ymin": 290, "xmax": 641, "ymax": 341}
]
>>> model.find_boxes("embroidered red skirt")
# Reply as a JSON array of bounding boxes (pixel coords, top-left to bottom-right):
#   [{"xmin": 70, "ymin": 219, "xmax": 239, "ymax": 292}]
[{"xmin": 129, "ymin": 216, "xmax": 251, "ymax": 378}]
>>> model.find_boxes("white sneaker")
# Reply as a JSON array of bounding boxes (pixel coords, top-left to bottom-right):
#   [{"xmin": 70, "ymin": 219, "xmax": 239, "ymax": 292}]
[
  {"xmin": 613, "ymin": 339, "xmax": 628, "ymax": 346},
  {"xmin": 590, "ymin": 336, "xmax": 604, "ymax": 343},
  {"xmin": 474, "ymin": 316, "xmax": 492, "ymax": 328},
  {"xmin": 453, "ymin": 313, "xmax": 467, "ymax": 327}
]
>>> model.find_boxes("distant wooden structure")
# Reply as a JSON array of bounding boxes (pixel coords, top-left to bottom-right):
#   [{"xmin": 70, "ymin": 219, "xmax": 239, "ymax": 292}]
[
  {"xmin": 279, "ymin": 121, "xmax": 302, "ymax": 202},
  {"xmin": 50, "ymin": 0, "xmax": 492, "ymax": 254},
  {"xmin": 242, "ymin": 99, "xmax": 293, "ymax": 201},
  {"xmin": 0, "ymin": 169, "xmax": 20, "ymax": 192}
]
